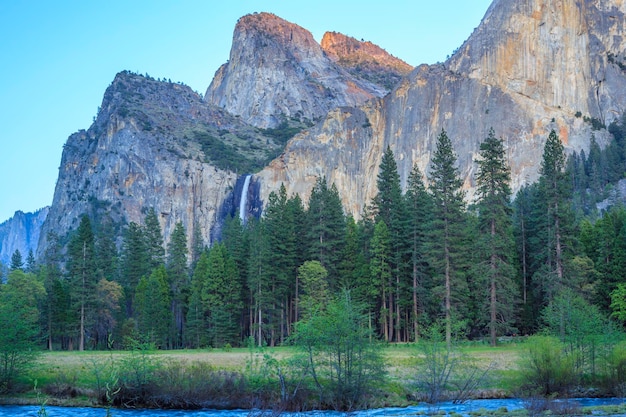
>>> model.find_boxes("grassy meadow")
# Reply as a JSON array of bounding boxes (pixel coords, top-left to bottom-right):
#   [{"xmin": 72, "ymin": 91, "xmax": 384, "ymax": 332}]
[{"xmin": 6, "ymin": 341, "xmax": 525, "ymax": 409}]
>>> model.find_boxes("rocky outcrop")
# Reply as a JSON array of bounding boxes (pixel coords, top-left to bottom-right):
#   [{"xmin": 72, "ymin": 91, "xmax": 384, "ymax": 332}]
[
  {"xmin": 205, "ymin": 12, "xmax": 387, "ymax": 128},
  {"xmin": 0, "ymin": 208, "xmax": 48, "ymax": 266},
  {"xmin": 257, "ymin": 0, "xmax": 626, "ymax": 215},
  {"xmin": 321, "ymin": 31, "xmax": 413, "ymax": 90},
  {"xmin": 38, "ymin": 72, "xmax": 282, "ymax": 256},
  {"xmin": 35, "ymin": 1, "xmax": 626, "ymax": 256}
]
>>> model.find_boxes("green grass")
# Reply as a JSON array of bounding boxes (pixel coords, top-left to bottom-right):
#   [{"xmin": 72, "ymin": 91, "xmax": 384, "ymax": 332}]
[{"xmin": 22, "ymin": 343, "xmax": 523, "ymax": 394}]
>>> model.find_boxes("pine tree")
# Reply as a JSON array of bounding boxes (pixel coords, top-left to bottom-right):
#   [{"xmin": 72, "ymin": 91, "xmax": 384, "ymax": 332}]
[
  {"xmin": 66, "ymin": 215, "xmax": 97, "ymax": 351},
  {"xmin": 135, "ymin": 266, "xmax": 171, "ymax": 348},
  {"xmin": 536, "ymin": 130, "xmax": 576, "ymax": 303},
  {"xmin": 372, "ymin": 146, "xmax": 411, "ymax": 341},
  {"xmin": 370, "ymin": 220, "xmax": 391, "ymax": 340},
  {"xmin": 428, "ymin": 129, "xmax": 469, "ymax": 346},
  {"xmin": 338, "ymin": 216, "xmax": 365, "ymax": 292},
  {"xmin": 94, "ymin": 215, "xmax": 118, "ymax": 282},
  {"xmin": 167, "ymin": 222, "xmax": 189, "ymax": 348},
  {"xmin": 143, "ymin": 208, "xmax": 165, "ymax": 271},
  {"xmin": 40, "ymin": 231, "xmax": 66, "ymax": 350},
  {"xmin": 10, "ymin": 250, "xmax": 23, "ymax": 271},
  {"xmin": 264, "ymin": 184, "xmax": 299, "ymax": 343},
  {"xmin": 202, "ymin": 244, "xmax": 243, "ymax": 347},
  {"xmin": 119, "ymin": 222, "xmax": 148, "ymax": 317},
  {"xmin": 25, "ymin": 249, "xmax": 36, "ymax": 273},
  {"xmin": 306, "ymin": 177, "xmax": 346, "ymax": 286},
  {"xmin": 405, "ymin": 163, "xmax": 432, "ymax": 340},
  {"xmin": 186, "ymin": 249, "xmax": 209, "ymax": 348},
  {"xmin": 474, "ymin": 128, "xmax": 518, "ymax": 345}
]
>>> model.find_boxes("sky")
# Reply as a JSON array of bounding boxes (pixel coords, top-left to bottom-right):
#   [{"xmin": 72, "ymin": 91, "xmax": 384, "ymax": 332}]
[{"xmin": 0, "ymin": 0, "xmax": 493, "ymax": 222}]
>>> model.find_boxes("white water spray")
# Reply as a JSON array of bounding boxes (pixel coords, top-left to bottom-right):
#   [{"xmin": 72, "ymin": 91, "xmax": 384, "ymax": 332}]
[{"xmin": 239, "ymin": 175, "xmax": 252, "ymax": 224}]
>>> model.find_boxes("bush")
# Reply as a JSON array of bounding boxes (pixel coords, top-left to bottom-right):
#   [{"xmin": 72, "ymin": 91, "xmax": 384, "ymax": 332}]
[
  {"xmin": 412, "ymin": 325, "xmax": 492, "ymax": 404},
  {"xmin": 601, "ymin": 342, "xmax": 626, "ymax": 396},
  {"xmin": 151, "ymin": 360, "xmax": 245, "ymax": 408},
  {"xmin": 519, "ymin": 335, "xmax": 576, "ymax": 395}
]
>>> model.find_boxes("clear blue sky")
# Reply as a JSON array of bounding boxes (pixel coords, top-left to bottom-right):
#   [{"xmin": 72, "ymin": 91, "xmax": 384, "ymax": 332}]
[{"xmin": 0, "ymin": 0, "xmax": 493, "ymax": 222}]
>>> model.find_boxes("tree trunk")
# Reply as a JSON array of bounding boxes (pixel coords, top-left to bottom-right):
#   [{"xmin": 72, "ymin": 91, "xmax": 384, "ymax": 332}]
[
  {"xmin": 79, "ymin": 241, "xmax": 86, "ymax": 352},
  {"xmin": 490, "ymin": 218, "xmax": 497, "ymax": 347},
  {"xmin": 413, "ymin": 262, "xmax": 419, "ymax": 342}
]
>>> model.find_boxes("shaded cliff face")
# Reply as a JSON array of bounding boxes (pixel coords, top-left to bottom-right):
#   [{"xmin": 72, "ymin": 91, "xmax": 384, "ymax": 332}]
[
  {"xmin": 0, "ymin": 208, "xmax": 48, "ymax": 266},
  {"xmin": 205, "ymin": 12, "xmax": 387, "ymax": 128},
  {"xmin": 257, "ymin": 0, "xmax": 626, "ymax": 215},
  {"xmin": 321, "ymin": 31, "xmax": 414, "ymax": 90},
  {"xmin": 39, "ymin": 72, "xmax": 283, "ymax": 255}
]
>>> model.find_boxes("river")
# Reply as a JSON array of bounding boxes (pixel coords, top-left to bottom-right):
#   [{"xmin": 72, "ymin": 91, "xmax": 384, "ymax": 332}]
[{"xmin": 1, "ymin": 398, "xmax": 624, "ymax": 416}]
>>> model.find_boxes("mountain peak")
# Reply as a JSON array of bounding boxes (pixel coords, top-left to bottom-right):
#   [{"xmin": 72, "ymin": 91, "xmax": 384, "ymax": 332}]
[
  {"xmin": 321, "ymin": 31, "xmax": 413, "ymax": 90},
  {"xmin": 205, "ymin": 13, "xmax": 389, "ymax": 128}
]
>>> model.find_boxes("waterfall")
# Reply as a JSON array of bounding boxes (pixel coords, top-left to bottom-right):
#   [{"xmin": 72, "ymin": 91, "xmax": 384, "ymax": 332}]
[{"xmin": 239, "ymin": 175, "xmax": 252, "ymax": 224}]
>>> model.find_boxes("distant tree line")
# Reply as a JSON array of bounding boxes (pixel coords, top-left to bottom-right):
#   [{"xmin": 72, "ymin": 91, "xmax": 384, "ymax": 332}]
[{"xmin": 4, "ymin": 118, "xmax": 626, "ymax": 352}]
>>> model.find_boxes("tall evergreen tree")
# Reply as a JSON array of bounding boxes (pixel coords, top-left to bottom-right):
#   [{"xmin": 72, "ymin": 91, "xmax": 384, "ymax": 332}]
[
  {"xmin": 372, "ymin": 146, "xmax": 411, "ymax": 342},
  {"xmin": 66, "ymin": 215, "xmax": 97, "ymax": 351},
  {"xmin": 512, "ymin": 183, "xmax": 545, "ymax": 332},
  {"xmin": 536, "ymin": 130, "xmax": 576, "ymax": 303},
  {"xmin": 306, "ymin": 177, "xmax": 346, "ymax": 285},
  {"xmin": 40, "ymin": 231, "xmax": 67, "ymax": 350},
  {"xmin": 405, "ymin": 163, "xmax": 433, "ymax": 340},
  {"xmin": 202, "ymin": 244, "xmax": 242, "ymax": 347},
  {"xmin": 25, "ymin": 249, "xmax": 36, "ymax": 273},
  {"xmin": 135, "ymin": 266, "xmax": 171, "ymax": 348},
  {"xmin": 264, "ymin": 184, "xmax": 299, "ymax": 343},
  {"xmin": 428, "ymin": 129, "xmax": 469, "ymax": 346},
  {"xmin": 119, "ymin": 222, "xmax": 148, "ymax": 317},
  {"xmin": 94, "ymin": 215, "xmax": 118, "ymax": 282},
  {"xmin": 10, "ymin": 250, "xmax": 23, "ymax": 271},
  {"xmin": 166, "ymin": 222, "xmax": 188, "ymax": 348},
  {"xmin": 143, "ymin": 208, "xmax": 165, "ymax": 271},
  {"xmin": 186, "ymin": 249, "xmax": 210, "ymax": 348},
  {"xmin": 246, "ymin": 218, "xmax": 271, "ymax": 346},
  {"xmin": 474, "ymin": 128, "xmax": 518, "ymax": 345},
  {"xmin": 369, "ymin": 220, "xmax": 392, "ymax": 341}
]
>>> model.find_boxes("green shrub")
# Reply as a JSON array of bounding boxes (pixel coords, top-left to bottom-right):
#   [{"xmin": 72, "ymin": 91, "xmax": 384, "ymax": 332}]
[
  {"xmin": 519, "ymin": 335, "xmax": 575, "ymax": 395},
  {"xmin": 601, "ymin": 342, "xmax": 626, "ymax": 396}
]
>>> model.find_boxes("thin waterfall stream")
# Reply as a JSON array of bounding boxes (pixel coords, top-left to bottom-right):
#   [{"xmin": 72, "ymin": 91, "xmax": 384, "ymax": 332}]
[{"xmin": 239, "ymin": 174, "xmax": 251, "ymax": 224}]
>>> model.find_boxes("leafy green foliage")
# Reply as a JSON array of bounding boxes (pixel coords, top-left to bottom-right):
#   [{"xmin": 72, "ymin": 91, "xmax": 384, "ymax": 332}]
[
  {"xmin": 519, "ymin": 335, "xmax": 576, "ymax": 395},
  {"xmin": 260, "ymin": 119, "xmax": 307, "ymax": 145},
  {"xmin": 0, "ymin": 270, "xmax": 45, "ymax": 392},
  {"xmin": 291, "ymin": 290, "xmax": 386, "ymax": 410}
]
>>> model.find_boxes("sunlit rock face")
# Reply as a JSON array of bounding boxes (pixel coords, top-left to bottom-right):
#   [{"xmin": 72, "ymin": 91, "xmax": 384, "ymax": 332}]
[
  {"xmin": 37, "ymin": 1, "xmax": 626, "ymax": 256},
  {"xmin": 205, "ymin": 12, "xmax": 387, "ymax": 128},
  {"xmin": 321, "ymin": 31, "xmax": 414, "ymax": 90},
  {"xmin": 38, "ymin": 72, "xmax": 242, "ymax": 255},
  {"xmin": 257, "ymin": 0, "xmax": 626, "ymax": 216}
]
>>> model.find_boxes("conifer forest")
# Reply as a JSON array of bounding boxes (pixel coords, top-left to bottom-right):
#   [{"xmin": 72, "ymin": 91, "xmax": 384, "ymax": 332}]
[{"xmin": 5, "ymin": 117, "xmax": 626, "ymax": 354}]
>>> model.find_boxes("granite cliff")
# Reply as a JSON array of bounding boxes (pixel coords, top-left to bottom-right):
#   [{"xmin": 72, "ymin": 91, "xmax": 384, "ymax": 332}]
[
  {"xmin": 256, "ymin": 0, "xmax": 626, "ymax": 215},
  {"xmin": 38, "ymin": 72, "xmax": 276, "ymax": 255},
  {"xmin": 321, "ymin": 31, "xmax": 413, "ymax": 90},
  {"xmin": 205, "ymin": 12, "xmax": 392, "ymax": 128},
  {"xmin": 0, "ymin": 208, "xmax": 48, "ymax": 267},
  {"xmin": 36, "ymin": 0, "xmax": 626, "ymax": 256},
  {"xmin": 38, "ymin": 14, "xmax": 411, "ymax": 254}
]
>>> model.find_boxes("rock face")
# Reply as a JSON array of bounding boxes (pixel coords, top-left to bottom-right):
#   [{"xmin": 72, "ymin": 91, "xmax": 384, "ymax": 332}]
[
  {"xmin": 257, "ymin": 0, "xmax": 626, "ymax": 215},
  {"xmin": 0, "ymin": 208, "xmax": 48, "ymax": 266},
  {"xmin": 205, "ymin": 12, "xmax": 387, "ymax": 128},
  {"xmin": 38, "ymin": 72, "xmax": 278, "ymax": 256},
  {"xmin": 321, "ymin": 31, "xmax": 413, "ymax": 90},
  {"xmin": 35, "ymin": 0, "xmax": 626, "ymax": 256}
]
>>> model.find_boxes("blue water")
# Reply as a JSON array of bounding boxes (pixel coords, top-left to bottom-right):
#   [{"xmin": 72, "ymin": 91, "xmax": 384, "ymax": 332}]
[{"xmin": 1, "ymin": 398, "xmax": 624, "ymax": 416}]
